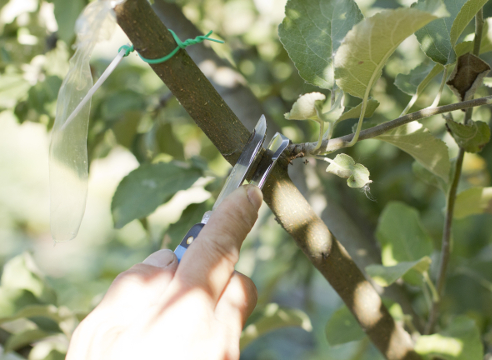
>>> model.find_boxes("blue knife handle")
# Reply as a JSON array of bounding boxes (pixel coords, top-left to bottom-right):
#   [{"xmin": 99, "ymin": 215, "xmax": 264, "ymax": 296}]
[{"xmin": 174, "ymin": 223, "xmax": 205, "ymax": 262}]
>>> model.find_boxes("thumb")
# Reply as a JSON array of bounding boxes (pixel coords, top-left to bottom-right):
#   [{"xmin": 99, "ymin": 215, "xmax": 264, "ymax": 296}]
[{"xmin": 173, "ymin": 184, "xmax": 262, "ymax": 302}]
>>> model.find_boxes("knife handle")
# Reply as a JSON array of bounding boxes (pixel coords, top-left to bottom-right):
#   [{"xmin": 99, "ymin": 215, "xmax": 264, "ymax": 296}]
[{"xmin": 174, "ymin": 223, "xmax": 205, "ymax": 262}]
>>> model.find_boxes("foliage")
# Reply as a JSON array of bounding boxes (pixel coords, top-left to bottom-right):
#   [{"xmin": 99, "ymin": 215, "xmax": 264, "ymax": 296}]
[{"xmin": 2, "ymin": 0, "xmax": 492, "ymax": 359}]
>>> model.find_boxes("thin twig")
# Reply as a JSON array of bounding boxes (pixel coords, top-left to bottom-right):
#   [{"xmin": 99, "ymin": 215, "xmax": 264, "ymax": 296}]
[
  {"xmin": 430, "ymin": 66, "xmax": 449, "ymax": 108},
  {"xmin": 425, "ymin": 7, "xmax": 485, "ymax": 334},
  {"xmin": 287, "ymin": 95, "xmax": 492, "ymax": 158}
]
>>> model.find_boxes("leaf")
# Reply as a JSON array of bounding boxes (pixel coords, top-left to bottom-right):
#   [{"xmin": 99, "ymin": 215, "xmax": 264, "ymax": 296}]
[
  {"xmin": 415, "ymin": 316, "xmax": 483, "ymax": 360},
  {"xmin": 366, "ymin": 256, "xmax": 432, "ymax": 287},
  {"xmin": 454, "ymin": 186, "xmax": 492, "ymax": 218},
  {"xmin": 325, "ymin": 305, "xmax": 365, "ymax": 346},
  {"xmin": 446, "ymin": 53, "xmax": 491, "ymax": 101},
  {"xmin": 5, "ymin": 328, "xmax": 52, "ymax": 353},
  {"xmin": 278, "ymin": 0, "xmax": 363, "ymax": 89},
  {"xmin": 325, "ymin": 153, "xmax": 372, "ymax": 188},
  {"xmin": 1, "ymin": 253, "xmax": 57, "ymax": 305},
  {"xmin": 164, "ymin": 201, "xmax": 210, "ymax": 249},
  {"xmin": 412, "ymin": 161, "xmax": 448, "ymax": 191},
  {"xmin": 395, "ymin": 62, "xmax": 444, "ymax": 96},
  {"xmin": 376, "ymin": 122, "xmax": 450, "ymax": 181},
  {"xmin": 111, "ymin": 162, "xmax": 203, "ymax": 228},
  {"xmin": 445, "ymin": 117, "xmax": 491, "ymax": 152},
  {"xmin": 455, "ymin": 17, "xmax": 492, "ymax": 56},
  {"xmin": 334, "ymin": 8, "xmax": 437, "ymax": 99},
  {"xmin": 335, "ymin": 99, "xmax": 379, "ymax": 123},
  {"xmin": 52, "ymin": 0, "xmax": 85, "ymax": 44},
  {"xmin": 376, "ymin": 202, "xmax": 433, "ymax": 266},
  {"xmin": 450, "ymin": 0, "xmax": 489, "ymax": 47},
  {"xmin": 413, "ymin": 0, "xmax": 465, "ymax": 64},
  {"xmin": 240, "ymin": 303, "xmax": 312, "ymax": 350},
  {"xmin": 0, "ymin": 288, "xmax": 41, "ymax": 318},
  {"xmin": 0, "ymin": 73, "xmax": 30, "ymax": 108},
  {"xmin": 284, "ymin": 92, "xmax": 326, "ymax": 120}
]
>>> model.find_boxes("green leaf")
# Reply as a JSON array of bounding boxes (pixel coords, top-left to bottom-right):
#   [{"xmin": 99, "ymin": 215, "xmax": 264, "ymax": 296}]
[
  {"xmin": 112, "ymin": 162, "xmax": 203, "ymax": 228},
  {"xmin": 240, "ymin": 303, "xmax": 312, "ymax": 350},
  {"xmin": 164, "ymin": 201, "xmax": 210, "ymax": 249},
  {"xmin": 5, "ymin": 328, "xmax": 52, "ymax": 353},
  {"xmin": 376, "ymin": 123, "xmax": 450, "ymax": 181},
  {"xmin": 335, "ymin": 99, "xmax": 379, "ymax": 123},
  {"xmin": 395, "ymin": 62, "xmax": 444, "ymax": 96},
  {"xmin": 455, "ymin": 17, "xmax": 492, "ymax": 56},
  {"xmin": 278, "ymin": 0, "xmax": 363, "ymax": 89},
  {"xmin": 324, "ymin": 153, "xmax": 372, "ymax": 188},
  {"xmin": 325, "ymin": 305, "xmax": 365, "ymax": 346},
  {"xmin": 0, "ymin": 73, "xmax": 30, "ymax": 108},
  {"xmin": 413, "ymin": 0, "xmax": 465, "ymax": 64},
  {"xmin": 1, "ymin": 253, "xmax": 57, "ymax": 305},
  {"xmin": 366, "ymin": 256, "xmax": 431, "ymax": 287},
  {"xmin": 376, "ymin": 202, "xmax": 433, "ymax": 266},
  {"xmin": 52, "ymin": 0, "xmax": 85, "ymax": 44},
  {"xmin": 412, "ymin": 161, "xmax": 448, "ymax": 191},
  {"xmin": 0, "ymin": 288, "xmax": 41, "ymax": 318},
  {"xmin": 450, "ymin": 0, "xmax": 489, "ymax": 47},
  {"xmin": 334, "ymin": 8, "xmax": 437, "ymax": 99},
  {"xmin": 454, "ymin": 186, "xmax": 492, "ymax": 218},
  {"xmin": 415, "ymin": 316, "xmax": 483, "ymax": 360},
  {"xmin": 445, "ymin": 118, "xmax": 491, "ymax": 152},
  {"xmin": 284, "ymin": 92, "xmax": 326, "ymax": 120}
]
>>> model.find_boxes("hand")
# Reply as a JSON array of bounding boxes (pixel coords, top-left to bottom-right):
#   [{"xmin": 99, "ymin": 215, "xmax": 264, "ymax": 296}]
[{"xmin": 66, "ymin": 185, "xmax": 263, "ymax": 360}]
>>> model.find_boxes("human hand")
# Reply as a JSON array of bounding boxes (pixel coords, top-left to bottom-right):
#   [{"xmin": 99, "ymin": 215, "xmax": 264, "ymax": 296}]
[{"xmin": 66, "ymin": 185, "xmax": 263, "ymax": 360}]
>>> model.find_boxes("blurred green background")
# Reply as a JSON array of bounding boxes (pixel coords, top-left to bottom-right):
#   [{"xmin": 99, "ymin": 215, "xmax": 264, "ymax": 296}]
[{"xmin": 1, "ymin": 0, "xmax": 492, "ymax": 359}]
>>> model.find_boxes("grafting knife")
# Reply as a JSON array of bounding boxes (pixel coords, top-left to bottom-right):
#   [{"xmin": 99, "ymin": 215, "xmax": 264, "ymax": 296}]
[{"xmin": 174, "ymin": 115, "xmax": 290, "ymax": 262}]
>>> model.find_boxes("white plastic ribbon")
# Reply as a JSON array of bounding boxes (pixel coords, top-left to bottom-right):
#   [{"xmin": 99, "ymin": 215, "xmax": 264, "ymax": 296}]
[{"xmin": 49, "ymin": 0, "xmax": 116, "ymax": 242}]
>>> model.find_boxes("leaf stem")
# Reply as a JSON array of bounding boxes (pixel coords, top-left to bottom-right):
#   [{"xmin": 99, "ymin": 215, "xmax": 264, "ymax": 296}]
[
  {"xmin": 287, "ymin": 95, "xmax": 492, "ymax": 157},
  {"xmin": 425, "ymin": 8, "xmax": 485, "ymax": 335},
  {"xmin": 400, "ymin": 93, "xmax": 419, "ymax": 117},
  {"xmin": 423, "ymin": 271, "xmax": 439, "ymax": 302},
  {"xmin": 430, "ymin": 66, "xmax": 449, "ymax": 108},
  {"xmin": 346, "ymin": 95, "xmax": 369, "ymax": 148}
]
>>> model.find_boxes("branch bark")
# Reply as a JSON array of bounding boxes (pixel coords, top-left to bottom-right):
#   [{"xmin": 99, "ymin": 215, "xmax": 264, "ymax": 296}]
[{"xmin": 115, "ymin": 1, "xmax": 421, "ymax": 358}]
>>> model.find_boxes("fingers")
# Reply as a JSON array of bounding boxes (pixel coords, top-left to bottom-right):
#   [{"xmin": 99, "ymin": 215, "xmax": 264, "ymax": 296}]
[
  {"xmin": 174, "ymin": 185, "xmax": 262, "ymax": 303},
  {"xmin": 215, "ymin": 272, "xmax": 258, "ymax": 330},
  {"xmin": 98, "ymin": 249, "xmax": 178, "ymax": 311}
]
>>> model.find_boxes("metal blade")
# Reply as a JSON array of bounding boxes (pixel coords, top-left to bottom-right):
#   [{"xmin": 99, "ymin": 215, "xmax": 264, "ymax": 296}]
[
  {"xmin": 250, "ymin": 132, "xmax": 290, "ymax": 189},
  {"xmin": 212, "ymin": 115, "xmax": 267, "ymax": 211}
]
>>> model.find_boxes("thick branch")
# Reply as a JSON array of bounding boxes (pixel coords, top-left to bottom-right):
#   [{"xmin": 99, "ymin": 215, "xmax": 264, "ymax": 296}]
[
  {"xmin": 115, "ymin": 1, "xmax": 420, "ymax": 358},
  {"xmin": 288, "ymin": 95, "xmax": 492, "ymax": 157}
]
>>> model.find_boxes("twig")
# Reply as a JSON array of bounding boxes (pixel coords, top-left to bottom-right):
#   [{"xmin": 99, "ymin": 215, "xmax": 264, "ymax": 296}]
[
  {"xmin": 425, "ymin": 7, "xmax": 485, "ymax": 335},
  {"xmin": 430, "ymin": 66, "xmax": 449, "ymax": 108},
  {"xmin": 287, "ymin": 95, "xmax": 492, "ymax": 158}
]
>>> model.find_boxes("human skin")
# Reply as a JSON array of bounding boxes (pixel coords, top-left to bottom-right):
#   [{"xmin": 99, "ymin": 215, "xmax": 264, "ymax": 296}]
[{"xmin": 66, "ymin": 185, "xmax": 263, "ymax": 360}]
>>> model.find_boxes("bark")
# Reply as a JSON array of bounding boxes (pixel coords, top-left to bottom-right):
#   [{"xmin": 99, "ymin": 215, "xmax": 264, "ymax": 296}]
[{"xmin": 115, "ymin": 1, "xmax": 421, "ymax": 358}]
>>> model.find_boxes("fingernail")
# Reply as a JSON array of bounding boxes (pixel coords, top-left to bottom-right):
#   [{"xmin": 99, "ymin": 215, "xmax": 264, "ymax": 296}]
[
  {"xmin": 142, "ymin": 249, "xmax": 176, "ymax": 268},
  {"xmin": 246, "ymin": 185, "xmax": 263, "ymax": 211}
]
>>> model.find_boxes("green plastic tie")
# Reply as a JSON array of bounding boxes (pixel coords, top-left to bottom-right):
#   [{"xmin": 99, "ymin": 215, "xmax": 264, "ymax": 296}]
[{"xmin": 118, "ymin": 29, "xmax": 224, "ymax": 64}]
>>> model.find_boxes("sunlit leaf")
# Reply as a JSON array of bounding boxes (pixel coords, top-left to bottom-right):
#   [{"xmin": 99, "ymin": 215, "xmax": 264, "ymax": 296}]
[
  {"xmin": 111, "ymin": 162, "xmax": 203, "ymax": 228},
  {"xmin": 415, "ymin": 316, "xmax": 483, "ymax": 360},
  {"xmin": 240, "ymin": 303, "xmax": 312, "ymax": 350},
  {"xmin": 0, "ymin": 73, "xmax": 30, "ymax": 109},
  {"xmin": 445, "ymin": 117, "xmax": 491, "ymax": 152},
  {"xmin": 5, "ymin": 328, "xmax": 52, "ymax": 353},
  {"xmin": 284, "ymin": 92, "xmax": 326, "ymax": 120},
  {"xmin": 376, "ymin": 122, "xmax": 450, "ymax": 181},
  {"xmin": 455, "ymin": 17, "xmax": 492, "ymax": 56},
  {"xmin": 335, "ymin": 99, "xmax": 379, "ymax": 123},
  {"xmin": 334, "ymin": 8, "xmax": 436, "ymax": 99},
  {"xmin": 1, "ymin": 253, "xmax": 57, "ymax": 305},
  {"xmin": 446, "ymin": 53, "xmax": 491, "ymax": 101},
  {"xmin": 324, "ymin": 153, "xmax": 372, "ymax": 188},
  {"xmin": 325, "ymin": 305, "xmax": 365, "ymax": 346},
  {"xmin": 454, "ymin": 186, "xmax": 492, "ymax": 218},
  {"xmin": 366, "ymin": 256, "xmax": 431, "ymax": 287},
  {"xmin": 395, "ymin": 62, "xmax": 444, "ymax": 96},
  {"xmin": 376, "ymin": 202, "xmax": 433, "ymax": 266},
  {"xmin": 450, "ymin": 0, "xmax": 489, "ymax": 47},
  {"xmin": 412, "ymin": 161, "xmax": 448, "ymax": 191},
  {"xmin": 278, "ymin": 0, "xmax": 363, "ymax": 89}
]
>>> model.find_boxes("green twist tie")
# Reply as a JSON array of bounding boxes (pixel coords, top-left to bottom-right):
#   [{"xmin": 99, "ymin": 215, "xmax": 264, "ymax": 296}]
[{"xmin": 118, "ymin": 29, "xmax": 224, "ymax": 64}]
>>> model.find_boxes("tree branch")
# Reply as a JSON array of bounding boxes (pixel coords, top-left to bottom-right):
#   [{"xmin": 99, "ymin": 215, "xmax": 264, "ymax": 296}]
[
  {"xmin": 115, "ymin": 0, "xmax": 421, "ymax": 358},
  {"xmin": 288, "ymin": 95, "xmax": 492, "ymax": 157}
]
